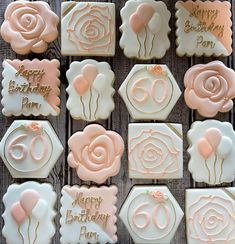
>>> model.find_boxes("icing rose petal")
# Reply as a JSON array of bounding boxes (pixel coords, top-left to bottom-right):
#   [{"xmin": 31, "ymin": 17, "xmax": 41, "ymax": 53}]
[
  {"xmin": 0, "ymin": 1, "xmax": 59, "ymax": 55},
  {"xmin": 184, "ymin": 61, "xmax": 235, "ymax": 117},
  {"xmin": 68, "ymin": 124, "xmax": 124, "ymax": 184}
]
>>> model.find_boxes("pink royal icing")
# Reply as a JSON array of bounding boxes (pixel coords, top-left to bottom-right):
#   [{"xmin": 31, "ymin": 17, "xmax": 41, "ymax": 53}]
[
  {"xmin": 68, "ymin": 124, "xmax": 124, "ymax": 184},
  {"xmin": 184, "ymin": 61, "xmax": 235, "ymax": 117},
  {"xmin": 1, "ymin": 1, "xmax": 59, "ymax": 55}
]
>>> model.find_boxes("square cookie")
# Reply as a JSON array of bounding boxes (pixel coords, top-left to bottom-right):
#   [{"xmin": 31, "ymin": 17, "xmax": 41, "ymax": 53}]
[
  {"xmin": 2, "ymin": 59, "xmax": 60, "ymax": 116},
  {"xmin": 186, "ymin": 188, "xmax": 235, "ymax": 244},
  {"xmin": 175, "ymin": 1, "xmax": 232, "ymax": 57},
  {"xmin": 128, "ymin": 123, "xmax": 183, "ymax": 179},
  {"xmin": 61, "ymin": 2, "xmax": 115, "ymax": 56},
  {"xmin": 60, "ymin": 185, "xmax": 118, "ymax": 244}
]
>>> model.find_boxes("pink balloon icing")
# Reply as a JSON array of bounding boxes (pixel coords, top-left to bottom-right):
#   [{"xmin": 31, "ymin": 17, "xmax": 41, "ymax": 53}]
[
  {"xmin": 11, "ymin": 202, "xmax": 27, "ymax": 225},
  {"xmin": 129, "ymin": 3, "xmax": 155, "ymax": 33},
  {"xmin": 136, "ymin": 3, "xmax": 155, "ymax": 25},
  {"xmin": 82, "ymin": 64, "xmax": 98, "ymax": 84},
  {"xmin": 205, "ymin": 128, "xmax": 222, "ymax": 150},
  {"xmin": 129, "ymin": 13, "xmax": 145, "ymax": 33},
  {"xmin": 19, "ymin": 189, "xmax": 40, "ymax": 214},
  {"xmin": 73, "ymin": 74, "xmax": 90, "ymax": 96},
  {"xmin": 197, "ymin": 138, "xmax": 213, "ymax": 160}
]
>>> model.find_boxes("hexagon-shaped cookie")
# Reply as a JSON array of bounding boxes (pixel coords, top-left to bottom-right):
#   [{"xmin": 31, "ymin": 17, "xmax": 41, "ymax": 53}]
[
  {"xmin": 119, "ymin": 64, "xmax": 181, "ymax": 120},
  {"xmin": 0, "ymin": 120, "xmax": 63, "ymax": 178},
  {"xmin": 119, "ymin": 186, "xmax": 184, "ymax": 243}
]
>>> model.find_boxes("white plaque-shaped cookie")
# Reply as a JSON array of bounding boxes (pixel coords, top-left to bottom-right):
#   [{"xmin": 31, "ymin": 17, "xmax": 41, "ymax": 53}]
[
  {"xmin": 2, "ymin": 181, "xmax": 57, "ymax": 244},
  {"xmin": 187, "ymin": 120, "xmax": 235, "ymax": 185},
  {"xmin": 120, "ymin": 0, "xmax": 171, "ymax": 59},
  {"xmin": 66, "ymin": 59, "xmax": 115, "ymax": 121}
]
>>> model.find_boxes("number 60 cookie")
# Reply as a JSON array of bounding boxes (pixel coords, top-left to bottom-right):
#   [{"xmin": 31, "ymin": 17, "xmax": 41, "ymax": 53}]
[
  {"xmin": 119, "ymin": 186, "xmax": 184, "ymax": 244},
  {"xmin": 0, "ymin": 120, "xmax": 63, "ymax": 178}
]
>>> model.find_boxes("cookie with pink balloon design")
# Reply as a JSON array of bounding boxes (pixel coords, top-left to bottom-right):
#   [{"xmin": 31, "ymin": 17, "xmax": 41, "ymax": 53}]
[
  {"xmin": 68, "ymin": 124, "xmax": 124, "ymax": 184},
  {"xmin": 187, "ymin": 120, "xmax": 235, "ymax": 185},
  {"xmin": 61, "ymin": 2, "xmax": 115, "ymax": 56},
  {"xmin": 186, "ymin": 187, "xmax": 235, "ymax": 244},
  {"xmin": 2, "ymin": 181, "xmax": 57, "ymax": 244},
  {"xmin": 66, "ymin": 59, "xmax": 115, "ymax": 121},
  {"xmin": 120, "ymin": 0, "xmax": 171, "ymax": 59},
  {"xmin": 175, "ymin": 1, "xmax": 232, "ymax": 57},
  {"xmin": 128, "ymin": 123, "xmax": 183, "ymax": 179},
  {"xmin": 60, "ymin": 185, "xmax": 118, "ymax": 244},
  {"xmin": 2, "ymin": 59, "xmax": 61, "ymax": 116},
  {"xmin": 1, "ymin": 1, "xmax": 59, "ymax": 55},
  {"xmin": 184, "ymin": 61, "xmax": 235, "ymax": 117}
]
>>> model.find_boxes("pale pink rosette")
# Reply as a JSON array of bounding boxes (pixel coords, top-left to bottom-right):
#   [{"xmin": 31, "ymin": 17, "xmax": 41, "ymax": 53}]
[
  {"xmin": 25, "ymin": 122, "xmax": 42, "ymax": 132},
  {"xmin": 150, "ymin": 190, "xmax": 168, "ymax": 202},
  {"xmin": 68, "ymin": 124, "xmax": 124, "ymax": 184},
  {"xmin": 184, "ymin": 61, "xmax": 235, "ymax": 117},
  {"xmin": 188, "ymin": 195, "xmax": 235, "ymax": 243},
  {"xmin": 1, "ymin": 1, "xmax": 59, "ymax": 55}
]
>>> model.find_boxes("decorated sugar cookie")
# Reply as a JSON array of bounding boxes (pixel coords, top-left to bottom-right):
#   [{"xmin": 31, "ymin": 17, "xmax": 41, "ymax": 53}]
[
  {"xmin": 0, "ymin": 120, "xmax": 63, "ymax": 178},
  {"xmin": 66, "ymin": 60, "xmax": 115, "ymax": 121},
  {"xmin": 187, "ymin": 120, "xmax": 235, "ymax": 185},
  {"xmin": 61, "ymin": 2, "xmax": 115, "ymax": 56},
  {"xmin": 186, "ymin": 188, "xmax": 235, "ymax": 243},
  {"xmin": 119, "ymin": 64, "xmax": 181, "ymax": 120},
  {"xmin": 2, "ymin": 181, "xmax": 57, "ymax": 244},
  {"xmin": 1, "ymin": 1, "xmax": 59, "ymax": 55},
  {"xmin": 184, "ymin": 61, "xmax": 235, "ymax": 117},
  {"xmin": 68, "ymin": 124, "xmax": 124, "ymax": 184},
  {"xmin": 60, "ymin": 185, "xmax": 118, "ymax": 244},
  {"xmin": 2, "ymin": 59, "xmax": 60, "ymax": 116},
  {"xmin": 120, "ymin": 0, "xmax": 171, "ymax": 59},
  {"xmin": 176, "ymin": 1, "xmax": 232, "ymax": 57},
  {"xmin": 119, "ymin": 186, "xmax": 184, "ymax": 244},
  {"xmin": 129, "ymin": 123, "xmax": 183, "ymax": 179}
]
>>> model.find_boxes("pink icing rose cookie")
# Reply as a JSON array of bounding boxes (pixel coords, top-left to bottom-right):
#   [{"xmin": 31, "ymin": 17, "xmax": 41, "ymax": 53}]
[
  {"xmin": 176, "ymin": 1, "xmax": 232, "ymax": 57},
  {"xmin": 68, "ymin": 124, "xmax": 124, "ymax": 184},
  {"xmin": 2, "ymin": 59, "xmax": 61, "ymax": 116},
  {"xmin": 184, "ymin": 61, "xmax": 235, "ymax": 117},
  {"xmin": 60, "ymin": 185, "xmax": 118, "ymax": 244},
  {"xmin": 0, "ymin": 1, "xmax": 59, "ymax": 55},
  {"xmin": 2, "ymin": 181, "xmax": 57, "ymax": 244}
]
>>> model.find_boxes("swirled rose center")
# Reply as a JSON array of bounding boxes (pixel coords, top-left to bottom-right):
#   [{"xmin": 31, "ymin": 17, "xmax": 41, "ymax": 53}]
[
  {"xmin": 90, "ymin": 146, "xmax": 106, "ymax": 162},
  {"xmin": 20, "ymin": 14, "xmax": 37, "ymax": 30},
  {"xmin": 142, "ymin": 143, "xmax": 162, "ymax": 162},
  {"xmin": 204, "ymin": 76, "xmax": 220, "ymax": 92}
]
